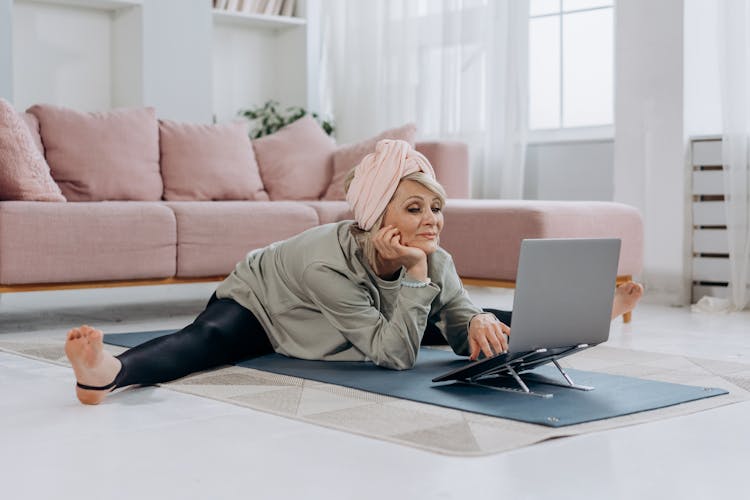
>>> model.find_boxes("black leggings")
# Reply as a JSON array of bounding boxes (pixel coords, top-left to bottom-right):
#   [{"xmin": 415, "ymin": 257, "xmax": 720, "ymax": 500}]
[
  {"xmin": 113, "ymin": 294, "xmax": 273, "ymax": 388},
  {"xmin": 113, "ymin": 294, "xmax": 512, "ymax": 388}
]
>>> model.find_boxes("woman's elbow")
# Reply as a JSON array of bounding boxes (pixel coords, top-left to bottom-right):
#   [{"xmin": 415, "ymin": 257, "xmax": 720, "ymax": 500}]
[
  {"xmin": 392, "ymin": 360, "xmax": 416, "ymax": 371},
  {"xmin": 377, "ymin": 353, "xmax": 417, "ymax": 371}
]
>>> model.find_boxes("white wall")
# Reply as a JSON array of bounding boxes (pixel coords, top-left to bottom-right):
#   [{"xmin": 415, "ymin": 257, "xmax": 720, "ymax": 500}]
[
  {"xmin": 12, "ymin": 1, "xmax": 114, "ymax": 111},
  {"xmin": 684, "ymin": 0, "xmax": 721, "ymax": 137},
  {"xmin": 141, "ymin": 0, "xmax": 212, "ymax": 123},
  {"xmin": 3, "ymin": 0, "xmax": 213, "ymax": 122},
  {"xmin": 111, "ymin": 4, "xmax": 143, "ymax": 109},
  {"xmin": 211, "ymin": 24, "xmax": 307, "ymax": 123},
  {"xmin": 614, "ymin": 0, "xmax": 688, "ymax": 305},
  {"xmin": 0, "ymin": 0, "xmax": 12, "ymax": 100},
  {"xmin": 524, "ymin": 140, "xmax": 614, "ymax": 201}
]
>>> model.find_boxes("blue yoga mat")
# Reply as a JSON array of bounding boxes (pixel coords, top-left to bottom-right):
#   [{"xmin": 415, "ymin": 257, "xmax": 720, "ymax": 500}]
[{"xmin": 104, "ymin": 330, "xmax": 728, "ymax": 427}]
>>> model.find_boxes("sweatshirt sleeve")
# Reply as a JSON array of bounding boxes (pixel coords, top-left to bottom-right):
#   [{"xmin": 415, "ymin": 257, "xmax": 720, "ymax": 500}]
[
  {"xmin": 302, "ymin": 262, "xmax": 440, "ymax": 370},
  {"xmin": 430, "ymin": 255, "xmax": 484, "ymax": 357}
]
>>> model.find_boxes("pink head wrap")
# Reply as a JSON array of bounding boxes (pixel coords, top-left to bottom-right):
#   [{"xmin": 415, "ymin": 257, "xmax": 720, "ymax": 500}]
[{"xmin": 346, "ymin": 139, "xmax": 436, "ymax": 231}]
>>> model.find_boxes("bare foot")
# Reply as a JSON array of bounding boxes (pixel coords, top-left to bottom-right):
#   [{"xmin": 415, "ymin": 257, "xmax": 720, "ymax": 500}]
[
  {"xmin": 64, "ymin": 325, "xmax": 122, "ymax": 405},
  {"xmin": 611, "ymin": 282, "xmax": 644, "ymax": 320}
]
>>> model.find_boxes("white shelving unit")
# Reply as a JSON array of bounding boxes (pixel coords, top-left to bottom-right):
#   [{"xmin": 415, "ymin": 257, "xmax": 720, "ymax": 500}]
[
  {"xmin": 689, "ymin": 135, "xmax": 730, "ymax": 301},
  {"xmin": 0, "ymin": 0, "xmax": 316, "ymax": 124},
  {"xmin": 212, "ymin": 8, "xmax": 305, "ymax": 30},
  {"xmin": 15, "ymin": 0, "xmax": 141, "ymax": 10},
  {"xmin": 211, "ymin": 1, "xmax": 310, "ymax": 123},
  {"xmin": 8, "ymin": 0, "xmax": 144, "ymax": 113}
]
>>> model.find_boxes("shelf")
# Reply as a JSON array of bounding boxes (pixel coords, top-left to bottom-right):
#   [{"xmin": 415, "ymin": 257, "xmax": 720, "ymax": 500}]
[
  {"xmin": 6, "ymin": 0, "xmax": 311, "ymax": 122},
  {"xmin": 15, "ymin": 0, "xmax": 142, "ymax": 11},
  {"xmin": 212, "ymin": 8, "xmax": 305, "ymax": 30}
]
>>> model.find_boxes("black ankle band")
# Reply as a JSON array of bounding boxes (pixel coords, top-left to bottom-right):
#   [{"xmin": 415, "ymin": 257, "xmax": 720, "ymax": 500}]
[
  {"xmin": 76, "ymin": 380, "xmax": 117, "ymax": 391},
  {"xmin": 75, "ymin": 364, "xmax": 124, "ymax": 392}
]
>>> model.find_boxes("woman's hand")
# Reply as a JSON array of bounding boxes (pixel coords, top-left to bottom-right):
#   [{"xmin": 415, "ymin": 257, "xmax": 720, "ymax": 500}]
[
  {"xmin": 372, "ymin": 225, "xmax": 428, "ymax": 281},
  {"xmin": 468, "ymin": 313, "xmax": 510, "ymax": 361}
]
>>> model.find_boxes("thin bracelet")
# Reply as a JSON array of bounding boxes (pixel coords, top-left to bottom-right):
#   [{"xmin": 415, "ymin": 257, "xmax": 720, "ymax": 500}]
[{"xmin": 402, "ymin": 277, "xmax": 431, "ymax": 288}]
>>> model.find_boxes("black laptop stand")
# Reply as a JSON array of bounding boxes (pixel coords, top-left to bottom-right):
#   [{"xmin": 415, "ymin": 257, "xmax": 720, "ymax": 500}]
[{"xmin": 440, "ymin": 344, "xmax": 595, "ymax": 399}]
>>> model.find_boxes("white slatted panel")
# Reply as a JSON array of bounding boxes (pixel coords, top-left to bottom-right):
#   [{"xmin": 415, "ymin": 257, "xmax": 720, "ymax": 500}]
[
  {"xmin": 692, "ymin": 257, "xmax": 731, "ymax": 282},
  {"xmin": 690, "ymin": 138, "xmax": 730, "ymax": 303},
  {"xmin": 691, "ymin": 140, "xmax": 722, "ymax": 166},
  {"xmin": 692, "ymin": 170, "xmax": 725, "ymax": 195},
  {"xmin": 692, "ymin": 284, "xmax": 729, "ymax": 299},
  {"xmin": 693, "ymin": 229, "xmax": 729, "ymax": 254},
  {"xmin": 692, "ymin": 201, "xmax": 726, "ymax": 226}
]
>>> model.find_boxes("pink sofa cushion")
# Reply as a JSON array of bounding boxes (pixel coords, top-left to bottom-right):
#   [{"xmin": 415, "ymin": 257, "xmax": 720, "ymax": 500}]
[
  {"xmin": 27, "ymin": 104, "xmax": 162, "ymax": 201},
  {"xmin": 323, "ymin": 123, "xmax": 417, "ymax": 201},
  {"xmin": 159, "ymin": 120, "xmax": 268, "ymax": 201},
  {"xmin": 20, "ymin": 112, "xmax": 44, "ymax": 155},
  {"xmin": 439, "ymin": 200, "xmax": 644, "ymax": 281},
  {"xmin": 0, "ymin": 99, "xmax": 65, "ymax": 202},
  {"xmin": 301, "ymin": 201, "xmax": 353, "ymax": 224},
  {"xmin": 252, "ymin": 116, "xmax": 336, "ymax": 200},
  {"xmin": 415, "ymin": 141, "xmax": 470, "ymax": 199},
  {"xmin": 0, "ymin": 201, "xmax": 176, "ymax": 284},
  {"xmin": 165, "ymin": 201, "xmax": 319, "ymax": 277}
]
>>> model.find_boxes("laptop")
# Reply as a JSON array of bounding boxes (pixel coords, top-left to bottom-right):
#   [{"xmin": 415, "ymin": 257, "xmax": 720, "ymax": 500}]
[{"xmin": 432, "ymin": 238, "xmax": 621, "ymax": 384}]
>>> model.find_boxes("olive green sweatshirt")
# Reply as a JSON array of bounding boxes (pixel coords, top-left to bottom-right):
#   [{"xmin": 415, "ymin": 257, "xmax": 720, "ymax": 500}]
[{"xmin": 215, "ymin": 221, "xmax": 482, "ymax": 370}]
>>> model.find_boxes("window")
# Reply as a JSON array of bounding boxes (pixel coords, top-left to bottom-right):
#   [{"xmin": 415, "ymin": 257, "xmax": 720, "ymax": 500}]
[{"xmin": 529, "ymin": 0, "xmax": 614, "ymax": 131}]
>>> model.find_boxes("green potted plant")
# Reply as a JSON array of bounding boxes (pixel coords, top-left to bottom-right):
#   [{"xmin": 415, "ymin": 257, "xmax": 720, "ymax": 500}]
[{"xmin": 238, "ymin": 100, "xmax": 335, "ymax": 139}]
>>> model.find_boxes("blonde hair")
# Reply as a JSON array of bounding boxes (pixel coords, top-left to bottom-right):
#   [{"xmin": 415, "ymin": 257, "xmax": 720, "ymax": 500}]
[{"xmin": 345, "ymin": 169, "xmax": 447, "ymax": 274}]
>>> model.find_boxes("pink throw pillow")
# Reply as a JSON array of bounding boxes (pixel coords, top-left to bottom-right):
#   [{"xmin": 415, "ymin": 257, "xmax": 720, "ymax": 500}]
[
  {"xmin": 252, "ymin": 115, "xmax": 336, "ymax": 200},
  {"xmin": 27, "ymin": 104, "xmax": 162, "ymax": 201},
  {"xmin": 322, "ymin": 123, "xmax": 417, "ymax": 200},
  {"xmin": 20, "ymin": 113, "xmax": 44, "ymax": 155},
  {"xmin": 0, "ymin": 99, "xmax": 65, "ymax": 202},
  {"xmin": 159, "ymin": 120, "xmax": 269, "ymax": 201}
]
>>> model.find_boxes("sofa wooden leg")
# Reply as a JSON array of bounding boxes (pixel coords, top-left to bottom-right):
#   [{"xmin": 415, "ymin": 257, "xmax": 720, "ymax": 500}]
[{"xmin": 615, "ymin": 276, "xmax": 634, "ymax": 324}]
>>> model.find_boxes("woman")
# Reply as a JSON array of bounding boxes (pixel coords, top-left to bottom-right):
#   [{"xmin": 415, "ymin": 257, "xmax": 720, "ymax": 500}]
[{"xmin": 65, "ymin": 139, "xmax": 643, "ymax": 405}]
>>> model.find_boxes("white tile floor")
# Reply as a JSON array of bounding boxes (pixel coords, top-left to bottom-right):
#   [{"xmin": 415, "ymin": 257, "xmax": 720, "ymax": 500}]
[{"xmin": 1, "ymin": 283, "xmax": 749, "ymax": 500}]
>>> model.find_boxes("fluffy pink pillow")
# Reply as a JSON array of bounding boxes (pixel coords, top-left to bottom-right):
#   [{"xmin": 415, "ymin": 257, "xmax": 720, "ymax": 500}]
[
  {"xmin": 159, "ymin": 120, "xmax": 269, "ymax": 201},
  {"xmin": 27, "ymin": 104, "xmax": 162, "ymax": 201},
  {"xmin": 322, "ymin": 123, "xmax": 417, "ymax": 200},
  {"xmin": 252, "ymin": 115, "xmax": 336, "ymax": 200},
  {"xmin": 20, "ymin": 113, "xmax": 44, "ymax": 155},
  {"xmin": 0, "ymin": 99, "xmax": 65, "ymax": 202}
]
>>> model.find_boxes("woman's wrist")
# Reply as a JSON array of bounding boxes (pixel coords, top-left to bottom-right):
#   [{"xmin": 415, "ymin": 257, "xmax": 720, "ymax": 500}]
[{"xmin": 405, "ymin": 259, "xmax": 429, "ymax": 283}]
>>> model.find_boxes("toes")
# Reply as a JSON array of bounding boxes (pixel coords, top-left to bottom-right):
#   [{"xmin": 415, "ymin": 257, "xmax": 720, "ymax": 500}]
[
  {"xmin": 629, "ymin": 283, "xmax": 644, "ymax": 296},
  {"xmin": 89, "ymin": 328, "xmax": 104, "ymax": 342},
  {"xmin": 66, "ymin": 326, "xmax": 104, "ymax": 343},
  {"xmin": 69, "ymin": 327, "xmax": 93, "ymax": 341}
]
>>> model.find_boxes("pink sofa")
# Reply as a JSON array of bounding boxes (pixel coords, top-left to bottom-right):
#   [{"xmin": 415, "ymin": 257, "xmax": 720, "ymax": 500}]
[
  {"xmin": 0, "ymin": 104, "xmax": 643, "ymax": 320},
  {"xmin": 0, "ymin": 140, "xmax": 483, "ymax": 286}
]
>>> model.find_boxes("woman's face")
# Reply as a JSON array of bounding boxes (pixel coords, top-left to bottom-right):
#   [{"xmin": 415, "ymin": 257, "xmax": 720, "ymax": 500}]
[{"xmin": 381, "ymin": 179, "xmax": 444, "ymax": 255}]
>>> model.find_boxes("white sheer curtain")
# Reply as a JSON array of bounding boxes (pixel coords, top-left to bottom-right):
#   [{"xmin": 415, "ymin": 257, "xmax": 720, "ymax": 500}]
[
  {"xmin": 717, "ymin": 0, "xmax": 750, "ymax": 311},
  {"xmin": 318, "ymin": 0, "xmax": 529, "ymax": 199}
]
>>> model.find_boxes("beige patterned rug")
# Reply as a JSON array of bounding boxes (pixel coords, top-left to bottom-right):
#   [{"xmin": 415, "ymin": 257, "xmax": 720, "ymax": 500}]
[{"xmin": 2, "ymin": 338, "xmax": 748, "ymax": 456}]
